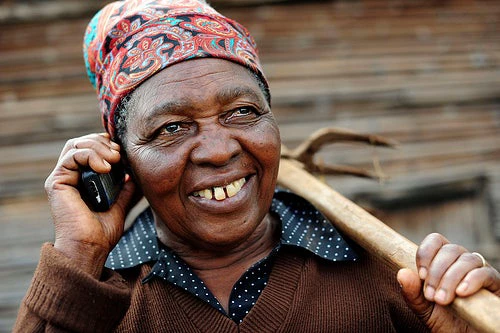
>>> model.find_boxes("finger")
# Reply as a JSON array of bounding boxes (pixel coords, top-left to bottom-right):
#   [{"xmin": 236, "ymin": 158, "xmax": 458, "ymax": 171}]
[
  {"xmin": 432, "ymin": 252, "xmax": 484, "ymax": 305},
  {"xmin": 397, "ymin": 268, "xmax": 434, "ymax": 322},
  {"xmin": 111, "ymin": 177, "xmax": 138, "ymax": 217},
  {"xmin": 99, "ymin": 178, "xmax": 138, "ymax": 246},
  {"xmin": 50, "ymin": 148, "xmax": 117, "ymax": 188},
  {"xmin": 423, "ymin": 243, "xmax": 467, "ymax": 302},
  {"xmin": 416, "ymin": 233, "xmax": 450, "ymax": 280},
  {"xmin": 59, "ymin": 133, "xmax": 119, "ymax": 158},
  {"xmin": 66, "ymin": 142, "xmax": 121, "ymax": 170},
  {"xmin": 456, "ymin": 267, "xmax": 500, "ymax": 297},
  {"xmin": 46, "ymin": 136, "xmax": 122, "ymax": 202},
  {"xmin": 122, "ymin": 174, "xmax": 144, "ymax": 209},
  {"xmin": 46, "ymin": 149, "xmax": 103, "ymax": 191}
]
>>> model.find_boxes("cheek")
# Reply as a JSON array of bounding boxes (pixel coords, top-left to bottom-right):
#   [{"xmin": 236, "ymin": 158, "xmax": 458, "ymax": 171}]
[
  {"xmin": 254, "ymin": 121, "xmax": 281, "ymax": 168},
  {"xmin": 128, "ymin": 147, "xmax": 186, "ymax": 196}
]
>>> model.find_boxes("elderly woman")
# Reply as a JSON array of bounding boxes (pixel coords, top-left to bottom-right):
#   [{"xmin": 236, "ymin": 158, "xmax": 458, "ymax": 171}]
[{"xmin": 15, "ymin": 0, "xmax": 499, "ymax": 332}]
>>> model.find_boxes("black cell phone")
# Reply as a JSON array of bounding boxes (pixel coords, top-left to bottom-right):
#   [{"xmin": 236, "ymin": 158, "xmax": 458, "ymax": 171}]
[{"xmin": 79, "ymin": 163, "xmax": 126, "ymax": 212}]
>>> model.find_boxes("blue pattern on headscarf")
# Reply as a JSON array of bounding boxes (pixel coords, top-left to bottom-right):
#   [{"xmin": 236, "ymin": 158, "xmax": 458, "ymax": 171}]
[{"xmin": 83, "ymin": 10, "xmax": 102, "ymax": 89}]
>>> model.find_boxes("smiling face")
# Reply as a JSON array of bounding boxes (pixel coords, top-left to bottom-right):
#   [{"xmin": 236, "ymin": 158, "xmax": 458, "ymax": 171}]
[{"xmin": 123, "ymin": 58, "xmax": 281, "ymax": 252}]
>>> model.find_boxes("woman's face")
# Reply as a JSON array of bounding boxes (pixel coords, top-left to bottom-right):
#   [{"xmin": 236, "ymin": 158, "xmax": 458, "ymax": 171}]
[{"xmin": 124, "ymin": 58, "xmax": 281, "ymax": 251}]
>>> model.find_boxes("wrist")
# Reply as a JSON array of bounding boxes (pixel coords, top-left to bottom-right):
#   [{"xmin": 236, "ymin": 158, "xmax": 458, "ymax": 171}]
[{"xmin": 54, "ymin": 239, "xmax": 109, "ymax": 279}]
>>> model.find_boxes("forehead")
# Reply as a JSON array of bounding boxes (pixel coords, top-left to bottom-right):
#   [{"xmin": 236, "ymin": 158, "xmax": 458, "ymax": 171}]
[{"xmin": 131, "ymin": 58, "xmax": 264, "ymax": 115}]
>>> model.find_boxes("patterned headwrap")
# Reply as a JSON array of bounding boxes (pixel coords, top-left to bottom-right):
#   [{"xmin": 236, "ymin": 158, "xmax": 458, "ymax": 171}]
[{"xmin": 83, "ymin": 0, "xmax": 268, "ymax": 138}]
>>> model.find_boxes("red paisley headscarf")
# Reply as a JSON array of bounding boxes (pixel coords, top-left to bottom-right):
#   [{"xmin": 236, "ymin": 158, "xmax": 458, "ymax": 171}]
[{"xmin": 83, "ymin": 0, "xmax": 268, "ymax": 138}]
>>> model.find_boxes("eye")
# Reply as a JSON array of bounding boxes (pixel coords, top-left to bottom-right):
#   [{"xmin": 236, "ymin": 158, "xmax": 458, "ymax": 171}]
[
  {"xmin": 233, "ymin": 107, "xmax": 253, "ymax": 116},
  {"xmin": 159, "ymin": 122, "xmax": 187, "ymax": 136},
  {"xmin": 225, "ymin": 107, "xmax": 259, "ymax": 123},
  {"xmin": 163, "ymin": 123, "xmax": 181, "ymax": 133},
  {"xmin": 151, "ymin": 120, "xmax": 193, "ymax": 144}
]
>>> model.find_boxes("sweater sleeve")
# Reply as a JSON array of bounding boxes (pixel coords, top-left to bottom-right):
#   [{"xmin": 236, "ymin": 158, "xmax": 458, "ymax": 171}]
[{"xmin": 13, "ymin": 243, "xmax": 131, "ymax": 333}]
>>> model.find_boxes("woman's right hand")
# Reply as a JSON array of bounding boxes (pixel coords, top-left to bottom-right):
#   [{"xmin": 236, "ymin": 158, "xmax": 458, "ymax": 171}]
[{"xmin": 44, "ymin": 133, "xmax": 137, "ymax": 278}]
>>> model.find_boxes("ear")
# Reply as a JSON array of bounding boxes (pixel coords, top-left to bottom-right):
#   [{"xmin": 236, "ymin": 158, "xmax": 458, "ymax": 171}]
[
  {"xmin": 119, "ymin": 149, "xmax": 145, "ymax": 210},
  {"xmin": 120, "ymin": 149, "xmax": 136, "ymax": 182}
]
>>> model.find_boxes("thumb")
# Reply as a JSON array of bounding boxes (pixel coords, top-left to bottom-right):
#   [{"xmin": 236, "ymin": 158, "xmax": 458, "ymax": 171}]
[
  {"xmin": 100, "ymin": 177, "xmax": 138, "ymax": 246},
  {"xmin": 397, "ymin": 268, "xmax": 434, "ymax": 322},
  {"xmin": 113, "ymin": 176, "xmax": 139, "ymax": 218}
]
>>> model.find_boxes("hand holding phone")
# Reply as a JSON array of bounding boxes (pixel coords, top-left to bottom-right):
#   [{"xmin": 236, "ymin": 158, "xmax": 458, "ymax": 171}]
[{"xmin": 45, "ymin": 133, "xmax": 137, "ymax": 277}]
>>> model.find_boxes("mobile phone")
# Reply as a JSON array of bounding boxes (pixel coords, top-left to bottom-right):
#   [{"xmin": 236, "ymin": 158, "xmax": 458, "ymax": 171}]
[{"xmin": 79, "ymin": 163, "xmax": 126, "ymax": 212}]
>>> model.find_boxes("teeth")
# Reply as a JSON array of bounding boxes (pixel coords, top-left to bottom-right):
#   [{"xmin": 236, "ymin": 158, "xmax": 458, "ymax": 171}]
[
  {"xmin": 214, "ymin": 187, "xmax": 225, "ymax": 200},
  {"xmin": 225, "ymin": 183, "xmax": 237, "ymax": 197},
  {"xmin": 194, "ymin": 177, "xmax": 246, "ymax": 200},
  {"xmin": 203, "ymin": 189, "xmax": 213, "ymax": 200},
  {"xmin": 233, "ymin": 178, "xmax": 243, "ymax": 192}
]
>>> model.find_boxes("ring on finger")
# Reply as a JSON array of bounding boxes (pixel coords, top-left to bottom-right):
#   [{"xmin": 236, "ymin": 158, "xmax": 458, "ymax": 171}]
[{"xmin": 471, "ymin": 252, "xmax": 487, "ymax": 268}]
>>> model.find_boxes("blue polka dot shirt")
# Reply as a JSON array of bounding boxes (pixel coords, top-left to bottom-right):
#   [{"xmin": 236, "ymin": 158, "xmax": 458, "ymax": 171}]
[{"xmin": 106, "ymin": 188, "xmax": 357, "ymax": 323}]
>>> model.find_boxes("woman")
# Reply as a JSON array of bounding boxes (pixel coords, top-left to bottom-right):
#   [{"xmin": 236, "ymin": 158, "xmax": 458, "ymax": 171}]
[{"xmin": 15, "ymin": 0, "xmax": 499, "ymax": 332}]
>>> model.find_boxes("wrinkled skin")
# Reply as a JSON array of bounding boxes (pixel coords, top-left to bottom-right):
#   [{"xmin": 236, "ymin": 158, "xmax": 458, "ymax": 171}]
[
  {"xmin": 123, "ymin": 59, "xmax": 281, "ymax": 257},
  {"xmin": 45, "ymin": 58, "xmax": 499, "ymax": 329}
]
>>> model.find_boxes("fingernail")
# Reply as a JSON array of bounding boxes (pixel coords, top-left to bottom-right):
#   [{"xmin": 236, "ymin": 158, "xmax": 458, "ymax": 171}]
[
  {"xmin": 103, "ymin": 160, "xmax": 111, "ymax": 168},
  {"xmin": 424, "ymin": 286, "xmax": 435, "ymax": 300},
  {"xmin": 435, "ymin": 289, "xmax": 447, "ymax": 303},
  {"xmin": 418, "ymin": 267, "xmax": 427, "ymax": 280},
  {"xmin": 396, "ymin": 273, "xmax": 403, "ymax": 289},
  {"xmin": 457, "ymin": 282, "xmax": 468, "ymax": 293}
]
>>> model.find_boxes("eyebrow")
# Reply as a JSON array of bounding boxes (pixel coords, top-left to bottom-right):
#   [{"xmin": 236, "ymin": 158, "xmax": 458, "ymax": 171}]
[
  {"xmin": 141, "ymin": 99, "xmax": 187, "ymax": 131},
  {"xmin": 142, "ymin": 85, "xmax": 265, "ymax": 128},
  {"xmin": 216, "ymin": 85, "xmax": 265, "ymax": 106}
]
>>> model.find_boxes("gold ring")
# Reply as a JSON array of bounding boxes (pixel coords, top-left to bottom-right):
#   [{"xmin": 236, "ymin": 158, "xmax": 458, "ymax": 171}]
[{"xmin": 471, "ymin": 252, "xmax": 487, "ymax": 267}]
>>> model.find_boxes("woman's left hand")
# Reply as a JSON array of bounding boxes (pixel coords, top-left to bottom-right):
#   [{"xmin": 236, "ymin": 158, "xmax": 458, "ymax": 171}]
[{"xmin": 397, "ymin": 233, "xmax": 500, "ymax": 332}]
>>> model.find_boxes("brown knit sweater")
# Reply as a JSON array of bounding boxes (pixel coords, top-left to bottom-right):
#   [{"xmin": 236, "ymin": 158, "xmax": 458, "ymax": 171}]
[{"xmin": 14, "ymin": 243, "xmax": 429, "ymax": 332}]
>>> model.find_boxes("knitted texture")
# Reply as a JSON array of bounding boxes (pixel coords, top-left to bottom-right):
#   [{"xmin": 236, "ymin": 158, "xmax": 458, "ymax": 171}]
[
  {"xmin": 15, "ymin": 244, "xmax": 131, "ymax": 333},
  {"xmin": 15, "ymin": 244, "xmax": 429, "ymax": 332}
]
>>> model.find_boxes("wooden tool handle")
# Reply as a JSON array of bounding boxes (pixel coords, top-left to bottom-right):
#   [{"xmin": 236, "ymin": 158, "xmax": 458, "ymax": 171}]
[{"xmin": 277, "ymin": 158, "xmax": 500, "ymax": 333}]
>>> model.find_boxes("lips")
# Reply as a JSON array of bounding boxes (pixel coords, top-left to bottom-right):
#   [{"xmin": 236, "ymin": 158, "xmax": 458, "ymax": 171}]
[{"xmin": 192, "ymin": 177, "xmax": 246, "ymax": 201}]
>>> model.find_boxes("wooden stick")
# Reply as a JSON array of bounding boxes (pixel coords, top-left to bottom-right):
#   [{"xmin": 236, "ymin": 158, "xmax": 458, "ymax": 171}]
[{"xmin": 277, "ymin": 158, "xmax": 500, "ymax": 333}]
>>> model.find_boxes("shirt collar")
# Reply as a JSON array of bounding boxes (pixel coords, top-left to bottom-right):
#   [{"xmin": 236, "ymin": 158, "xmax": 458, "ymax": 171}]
[{"xmin": 105, "ymin": 188, "xmax": 357, "ymax": 270}]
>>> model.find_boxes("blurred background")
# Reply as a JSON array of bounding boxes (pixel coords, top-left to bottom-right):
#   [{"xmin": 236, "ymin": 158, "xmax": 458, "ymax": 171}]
[{"xmin": 1, "ymin": 0, "xmax": 499, "ymax": 331}]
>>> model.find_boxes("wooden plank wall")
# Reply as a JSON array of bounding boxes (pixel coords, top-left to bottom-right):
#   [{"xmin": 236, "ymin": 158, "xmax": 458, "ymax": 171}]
[{"xmin": 1, "ymin": 0, "xmax": 499, "ymax": 331}]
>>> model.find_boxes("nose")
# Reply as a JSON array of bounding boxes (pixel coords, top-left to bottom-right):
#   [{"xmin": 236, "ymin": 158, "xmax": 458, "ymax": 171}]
[{"xmin": 190, "ymin": 125, "xmax": 242, "ymax": 167}]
